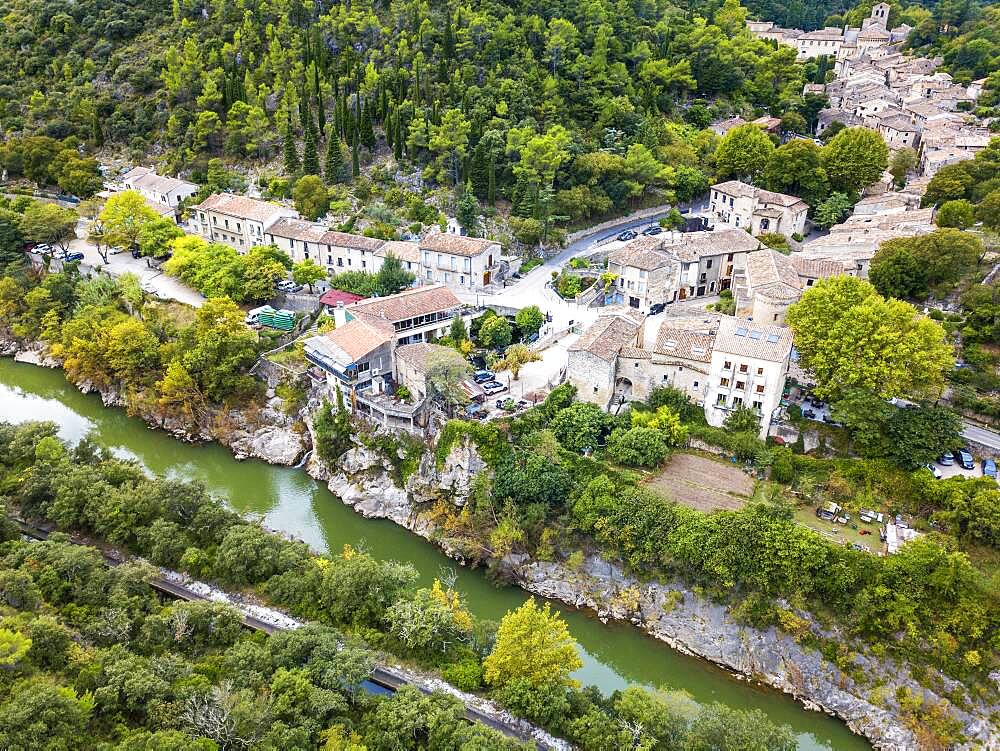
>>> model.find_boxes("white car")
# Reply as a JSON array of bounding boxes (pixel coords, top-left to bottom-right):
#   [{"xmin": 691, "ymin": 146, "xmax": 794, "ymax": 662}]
[{"xmin": 924, "ymin": 463, "xmax": 942, "ymax": 479}]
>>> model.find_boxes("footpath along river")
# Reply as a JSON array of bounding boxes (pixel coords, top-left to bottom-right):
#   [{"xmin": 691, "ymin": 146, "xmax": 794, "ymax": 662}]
[{"xmin": 0, "ymin": 359, "xmax": 869, "ymax": 751}]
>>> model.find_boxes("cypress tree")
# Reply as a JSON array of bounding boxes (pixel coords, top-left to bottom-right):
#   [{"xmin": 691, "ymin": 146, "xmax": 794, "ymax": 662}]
[
  {"xmin": 351, "ymin": 127, "xmax": 360, "ymax": 178},
  {"xmin": 283, "ymin": 114, "xmax": 300, "ymax": 175},
  {"xmin": 360, "ymin": 102, "xmax": 375, "ymax": 150},
  {"xmin": 303, "ymin": 126, "xmax": 320, "ymax": 176},
  {"xmin": 300, "ymin": 92, "xmax": 312, "ymax": 136},
  {"xmin": 314, "ymin": 65, "xmax": 326, "ymax": 134},
  {"xmin": 394, "ymin": 116, "xmax": 404, "ymax": 161},
  {"xmin": 324, "ymin": 134, "xmax": 345, "ymax": 184},
  {"xmin": 92, "ymin": 112, "xmax": 103, "ymax": 147}
]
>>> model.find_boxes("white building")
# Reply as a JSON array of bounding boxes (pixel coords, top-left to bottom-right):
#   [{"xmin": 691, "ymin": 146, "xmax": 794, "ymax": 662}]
[
  {"xmin": 710, "ymin": 181, "xmax": 808, "ymax": 237},
  {"xmin": 419, "ymin": 232, "xmax": 502, "ymax": 291},
  {"xmin": 190, "ymin": 193, "xmax": 297, "ymax": 252},
  {"xmin": 568, "ymin": 312, "xmax": 793, "ymax": 439},
  {"xmin": 706, "ymin": 317, "xmax": 793, "ymax": 439},
  {"xmin": 119, "ymin": 167, "xmax": 198, "ymax": 209}
]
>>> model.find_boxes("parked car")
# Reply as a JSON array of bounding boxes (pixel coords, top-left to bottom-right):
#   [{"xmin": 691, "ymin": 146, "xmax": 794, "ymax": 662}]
[
  {"xmin": 923, "ymin": 463, "xmax": 942, "ymax": 479},
  {"xmin": 641, "ymin": 224, "xmax": 662, "ymax": 236},
  {"xmin": 473, "ymin": 370, "xmax": 495, "ymax": 384},
  {"xmin": 60, "ymin": 251, "xmax": 85, "ymax": 262},
  {"xmin": 859, "ymin": 509, "xmax": 884, "ymax": 524},
  {"xmin": 616, "ymin": 229, "xmax": 637, "ymax": 242},
  {"xmin": 649, "ymin": 303, "xmax": 666, "ymax": 315},
  {"xmin": 516, "ymin": 400, "xmax": 530, "ymax": 410},
  {"xmin": 803, "ymin": 409, "xmax": 816, "ymax": 419},
  {"xmin": 955, "ymin": 448, "xmax": 974, "ymax": 470},
  {"xmin": 481, "ymin": 381, "xmax": 507, "ymax": 395},
  {"xmin": 463, "ymin": 402, "xmax": 486, "ymax": 420},
  {"xmin": 276, "ymin": 280, "xmax": 303, "ymax": 293},
  {"xmin": 815, "ymin": 502, "xmax": 842, "ymax": 521},
  {"xmin": 524, "ymin": 332, "xmax": 539, "ymax": 344},
  {"xmin": 983, "ymin": 458, "xmax": 997, "ymax": 479},
  {"xmin": 33, "ymin": 243, "xmax": 52, "ymax": 254},
  {"xmin": 937, "ymin": 451, "xmax": 954, "ymax": 466}
]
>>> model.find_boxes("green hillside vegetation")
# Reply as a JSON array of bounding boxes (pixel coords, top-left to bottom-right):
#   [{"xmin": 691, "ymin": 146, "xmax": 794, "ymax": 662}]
[{"xmin": 0, "ymin": 0, "xmax": 836, "ymax": 231}]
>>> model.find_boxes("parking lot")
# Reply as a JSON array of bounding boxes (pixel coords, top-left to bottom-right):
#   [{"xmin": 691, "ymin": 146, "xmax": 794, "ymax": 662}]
[{"xmin": 935, "ymin": 457, "xmax": 994, "ymax": 481}]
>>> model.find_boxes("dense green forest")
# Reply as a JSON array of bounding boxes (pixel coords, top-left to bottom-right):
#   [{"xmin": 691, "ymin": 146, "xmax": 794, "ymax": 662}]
[{"xmin": 0, "ymin": 0, "xmax": 833, "ymax": 228}]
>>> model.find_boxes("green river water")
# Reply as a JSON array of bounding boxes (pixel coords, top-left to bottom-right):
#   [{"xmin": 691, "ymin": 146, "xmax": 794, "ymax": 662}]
[{"xmin": 0, "ymin": 358, "xmax": 870, "ymax": 750}]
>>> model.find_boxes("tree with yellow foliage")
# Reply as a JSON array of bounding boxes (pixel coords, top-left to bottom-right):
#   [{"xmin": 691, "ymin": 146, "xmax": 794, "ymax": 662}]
[{"xmin": 483, "ymin": 597, "xmax": 582, "ymax": 688}]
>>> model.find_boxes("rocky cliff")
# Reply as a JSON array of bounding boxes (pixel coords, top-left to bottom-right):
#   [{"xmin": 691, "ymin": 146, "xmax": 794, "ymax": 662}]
[
  {"xmin": 2, "ymin": 340, "xmax": 306, "ymax": 466},
  {"xmin": 309, "ymin": 436, "xmax": 999, "ymax": 751}
]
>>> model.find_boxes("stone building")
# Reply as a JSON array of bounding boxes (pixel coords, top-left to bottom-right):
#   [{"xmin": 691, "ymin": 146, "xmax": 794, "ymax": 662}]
[
  {"xmin": 568, "ymin": 312, "xmax": 793, "ymax": 439},
  {"xmin": 566, "ymin": 310, "xmax": 645, "ymax": 408},
  {"xmin": 709, "ymin": 181, "xmax": 808, "ymax": 238},
  {"xmin": 733, "ymin": 249, "xmax": 803, "ymax": 326},
  {"xmin": 189, "ymin": 193, "xmax": 297, "ymax": 252},
  {"xmin": 606, "ymin": 239, "xmax": 679, "ymax": 313},
  {"xmin": 419, "ymin": 231, "xmax": 502, "ymax": 290},
  {"xmin": 705, "ymin": 318, "xmax": 793, "ymax": 438}
]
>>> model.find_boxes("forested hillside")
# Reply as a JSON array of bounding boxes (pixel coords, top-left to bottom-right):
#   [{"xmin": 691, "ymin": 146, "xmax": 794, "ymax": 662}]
[{"xmin": 0, "ymin": 0, "xmax": 828, "ymax": 225}]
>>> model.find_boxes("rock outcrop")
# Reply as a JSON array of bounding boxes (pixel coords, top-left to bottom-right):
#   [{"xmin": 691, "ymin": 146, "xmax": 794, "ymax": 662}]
[
  {"xmin": 2, "ymin": 337, "xmax": 306, "ymax": 466},
  {"xmin": 313, "ymin": 436, "xmax": 999, "ymax": 751}
]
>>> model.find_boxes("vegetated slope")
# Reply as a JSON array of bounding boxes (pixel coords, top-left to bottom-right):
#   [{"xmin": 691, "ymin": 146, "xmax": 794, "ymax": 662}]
[{"xmin": 1, "ymin": 0, "xmax": 823, "ymax": 217}]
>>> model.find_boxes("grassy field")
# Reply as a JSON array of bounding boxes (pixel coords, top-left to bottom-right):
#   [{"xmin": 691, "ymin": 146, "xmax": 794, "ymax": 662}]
[{"xmin": 646, "ymin": 452, "xmax": 755, "ymax": 511}]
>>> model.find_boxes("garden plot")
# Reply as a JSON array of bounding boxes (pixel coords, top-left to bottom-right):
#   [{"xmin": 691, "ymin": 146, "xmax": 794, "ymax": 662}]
[{"xmin": 646, "ymin": 452, "xmax": 755, "ymax": 511}]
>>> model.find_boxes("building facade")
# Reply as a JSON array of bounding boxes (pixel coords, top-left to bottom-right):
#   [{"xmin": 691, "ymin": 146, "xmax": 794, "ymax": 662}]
[
  {"xmin": 706, "ymin": 318, "xmax": 793, "ymax": 438},
  {"xmin": 710, "ymin": 181, "xmax": 808, "ymax": 237},
  {"xmin": 418, "ymin": 232, "xmax": 502, "ymax": 291},
  {"xmin": 190, "ymin": 193, "xmax": 297, "ymax": 252}
]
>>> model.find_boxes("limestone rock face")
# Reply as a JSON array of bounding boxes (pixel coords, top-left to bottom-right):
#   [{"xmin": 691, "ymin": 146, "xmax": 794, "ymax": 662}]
[
  {"xmin": 231, "ymin": 426, "xmax": 306, "ymax": 466},
  {"xmin": 326, "ymin": 446, "xmax": 415, "ymax": 527},
  {"xmin": 408, "ymin": 440, "xmax": 485, "ymax": 506}
]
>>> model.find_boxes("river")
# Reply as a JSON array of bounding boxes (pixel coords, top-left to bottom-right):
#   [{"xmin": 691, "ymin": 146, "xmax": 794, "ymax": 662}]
[{"xmin": 0, "ymin": 359, "xmax": 869, "ymax": 750}]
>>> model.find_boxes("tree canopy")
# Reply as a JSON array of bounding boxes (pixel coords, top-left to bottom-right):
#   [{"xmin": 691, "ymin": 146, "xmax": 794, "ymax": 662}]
[{"xmin": 786, "ymin": 276, "xmax": 954, "ymax": 400}]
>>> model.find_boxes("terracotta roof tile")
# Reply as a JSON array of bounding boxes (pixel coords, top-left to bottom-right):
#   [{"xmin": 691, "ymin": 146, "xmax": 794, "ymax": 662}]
[
  {"xmin": 349, "ymin": 284, "xmax": 462, "ymax": 323},
  {"xmin": 419, "ymin": 231, "xmax": 499, "ymax": 257},
  {"xmin": 713, "ymin": 317, "xmax": 792, "ymax": 362},
  {"xmin": 569, "ymin": 314, "xmax": 641, "ymax": 363},
  {"xmin": 194, "ymin": 193, "xmax": 295, "ymax": 223}
]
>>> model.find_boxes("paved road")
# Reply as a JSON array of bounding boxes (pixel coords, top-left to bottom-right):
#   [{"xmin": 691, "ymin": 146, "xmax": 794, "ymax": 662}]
[{"xmin": 961, "ymin": 421, "xmax": 1000, "ymax": 451}]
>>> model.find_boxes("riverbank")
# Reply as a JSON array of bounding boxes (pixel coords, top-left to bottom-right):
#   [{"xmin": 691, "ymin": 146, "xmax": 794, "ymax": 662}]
[
  {"xmin": 309, "ymin": 438, "xmax": 997, "ymax": 751},
  {"xmin": 0, "ymin": 341, "xmax": 307, "ymax": 467},
  {"xmin": 3, "ymin": 342, "xmax": 991, "ymax": 750}
]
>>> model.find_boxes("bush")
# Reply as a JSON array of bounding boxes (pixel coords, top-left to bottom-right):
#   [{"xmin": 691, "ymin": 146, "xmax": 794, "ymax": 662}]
[{"xmin": 442, "ymin": 659, "xmax": 484, "ymax": 691}]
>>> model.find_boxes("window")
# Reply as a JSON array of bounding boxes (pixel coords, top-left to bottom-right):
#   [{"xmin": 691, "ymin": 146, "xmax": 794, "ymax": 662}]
[
  {"xmin": 756, "ymin": 384, "xmax": 765, "ymax": 393},
  {"xmin": 594, "ymin": 386, "xmax": 599, "ymax": 393},
  {"xmin": 639, "ymin": 269, "xmax": 647, "ymax": 279},
  {"xmin": 720, "ymin": 377, "xmax": 730, "ymax": 387},
  {"xmin": 426, "ymin": 270, "xmax": 433, "ymax": 279},
  {"xmin": 723, "ymin": 360, "xmax": 731, "ymax": 369},
  {"xmin": 337, "ymin": 258, "xmax": 344, "ymax": 267},
  {"xmin": 757, "ymin": 367, "xmax": 763, "ymax": 375},
  {"xmin": 693, "ymin": 381, "xmax": 699, "ymax": 388},
  {"xmin": 460, "ymin": 276, "xmax": 465, "ymax": 285},
  {"xmin": 773, "ymin": 313, "xmax": 779, "ymax": 321},
  {"xmin": 739, "ymin": 364, "xmax": 748, "ymax": 373},
  {"xmin": 716, "ymin": 393, "xmax": 726, "ymax": 406},
  {"xmin": 732, "ymin": 397, "xmax": 743, "ymax": 407},
  {"xmin": 735, "ymin": 381, "xmax": 745, "ymax": 391},
  {"xmin": 753, "ymin": 400, "xmax": 763, "ymax": 410},
  {"xmin": 464, "ymin": 258, "xmax": 471, "ymax": 272},
  {"xmin": 760, "ymin": 218, "xmax": 770, "ymax": 230},
  {"xmin": 706, "ymin": 259, "xmax": 713, "ymax": 269},
  {"xmin": 444, "ymin": 272, "xmax": 451, "ymax": 282},
  {"xmin": 662, "ymin": 374, "xmax": 669, "ymax": 381},
  {"xmin": 451, "ymin": 256, "xmax": 457, "ymax": 270},
  {"xmin": 224, "ymin": 219, "xmax": 229, "ymax": 229},
  {"xmin": 236, "ymin": 223, "xmax": 241, "ymax": 232}
]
